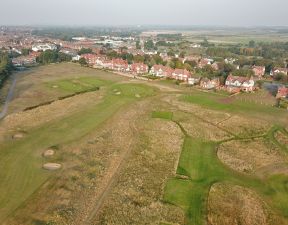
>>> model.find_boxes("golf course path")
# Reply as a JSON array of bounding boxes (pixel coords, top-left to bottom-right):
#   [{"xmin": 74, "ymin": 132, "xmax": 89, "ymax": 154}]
[{"xmin": 0, "ymin": 74, "xmax": 18, "ymax": 120}]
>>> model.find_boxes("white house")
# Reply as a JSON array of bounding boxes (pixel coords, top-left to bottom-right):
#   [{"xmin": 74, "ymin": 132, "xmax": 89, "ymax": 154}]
[{"xmin": 32, "ymin": 43, "xmax": 57, "ymax": 52}]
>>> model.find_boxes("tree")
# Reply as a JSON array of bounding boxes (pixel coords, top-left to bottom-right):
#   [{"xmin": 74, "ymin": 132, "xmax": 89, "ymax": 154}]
[
  {"xmin": 21, "ymin": 48, "xmax": 30, "ymax": 56},
  {"xmin": 185, "ymin": 60, "xmax": 197, "ymax": 68},
  {"xmin": 184, "ymin": 63, "xmax": 192, "ymax": 71},
  {"xmin": 0, "ymin": 52, "xmax": 13, "ymax": 86},
  {"xmin": 274, "ymin": 73, "xmax": 288, "ymax": 83},
  {"xmin": 79, "ymin": 58, "xmax": 88, "ymax": 66},
  {"xmin": 167, "ymin": 50, "xmax": 175, "ymax": 57},
  {"xmin": 134, "ymin": 55, "xmax": 145, "ymax": 63},
  {"xmin": 144, "ymin": 40, "xmax": 155, "ymax": 51},
  {"xmin": 201, "ymin": 38, "xmax": 209, "ymax": 47},
  {"xmin": 233, "ymin": 68, "xmax": 254, "ymax": 77},
  {"xmin": 37, "ymin": 50, "xmax": 58, "ymax": 64},
  {"xmin": 152, "ymin": 55, "xmax": 164, "ymax": 65},
  {"xmin": 136, "ymin": 40, "xmax": 141, "ymax": 49},
  {"xmin": 249, "ymin": 40, "xmax": 256, "ymax": 48},
  {"xmin": 58, "ymin": 52, "xmax": 72, "ymax": 62},
  {"xmin": 203, "ymin": 65, "xmax": 214, "ymax": 74},
  {"xmin": 179, "ymin": 51, "xmax": 186, "ymax": 58},
  {"xmin": 218, "ymin": 62, "xmax": 235, "ymax": 74},
  {"xmin": 78, "ymin": 48, "xmax": 92, "ymax": 55}
]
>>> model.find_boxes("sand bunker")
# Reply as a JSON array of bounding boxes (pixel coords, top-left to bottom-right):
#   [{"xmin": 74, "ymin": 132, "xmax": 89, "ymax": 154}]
[
  {"xmin": 12, "ymin": 133, "xmax": 24, "ymax": 139},
  {"xmin": 43, "ymin": 163, "xmax": 62, "ymax": 171},
  {"xmin": 43, "ymin": 149, "xmax": 55, "ymax": 157}
]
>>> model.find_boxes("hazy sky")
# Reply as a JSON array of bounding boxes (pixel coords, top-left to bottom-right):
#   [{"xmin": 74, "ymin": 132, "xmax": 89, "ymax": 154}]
[{"xmin": 1, "ymin": 0, "xmax": 288, "ymax": 26}]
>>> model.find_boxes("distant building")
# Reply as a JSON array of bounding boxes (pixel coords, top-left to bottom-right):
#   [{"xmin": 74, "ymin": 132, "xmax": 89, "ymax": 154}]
[
  {"xmin": 12, "ymin": 55, "xmax": 37, "ymax": 67},
  {"xmin": 200, "ymin": 77, "xmax": 220, "ymax": 89},
  {"xmin": 270, "ymin": 68, "xmax": 288, "ymax": 76},
  {"xmin": 211, "ymin": 62, "xmax": 219, "ymax": 71},
  {"xmin": 198, "ymin": 58, "xmax": 212, "ymax": 68},
  {"xmin": 225, "ymin": 75, "xmax": 255, "ymax": 93},
  {"xmin": 171, "ymin": 69, "xmax": 192, "ymax": 82},
  {"xmin": 150, "ymin": 65, "xmax": 173, "ymax": 77},
  {"xmin": 80, "ymin": 54, "xmax": 98, "ymax": 65},
  {"xmin": 188, "ymin": 75, "xmax": 201, "ymax": 85},
  {"xmin": 191, "ymin": 43, "xmax": 201, "ymax": 48},
  {"xmin": 111, "ymin": 58, "xmax": 130, "ymax": 72},
  {"xmin": 131, "ymin": 63, "xmax": 148, "ymax": 75},
  {"xmin": 32, "ymin": 43, "xmax": 57, "ymax": 52},
  {"xmin": 276, "ymin": 87, "xmax": 288, "ymax": 99},
  {"xmin": 252, "ymin": 66, "xmax": 265, "ymax": 78}
]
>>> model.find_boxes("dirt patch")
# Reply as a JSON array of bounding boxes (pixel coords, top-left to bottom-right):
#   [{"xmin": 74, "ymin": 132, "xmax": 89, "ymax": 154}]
[
  {"xmin": 208, "ymin": 183, "xmax": 283, "ymax": 225},
  {"xmin": 218, "ymin": 139, "xmax": 286, "ymax": 174}
]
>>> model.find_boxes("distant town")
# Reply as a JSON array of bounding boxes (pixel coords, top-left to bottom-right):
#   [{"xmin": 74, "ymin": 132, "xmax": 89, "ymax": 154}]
[{"xmin": 1, "ymin": 26, "xmax": 288, "ymax": 108}]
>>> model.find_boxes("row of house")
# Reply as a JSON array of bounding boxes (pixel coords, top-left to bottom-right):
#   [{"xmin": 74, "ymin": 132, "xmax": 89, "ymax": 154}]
[
  {"xmin": 81, "ymin": 54, "xmax": 149, "ymax": 74},
  {"xmin": 149, "ymin": 64, "xmax": 255, "ymax": 93},
  {"xmin": 150, "ymin": 65, "xmax": 193, "ymax": 82},
  {"xmin": 82, "ymin": 53, "xmax": 256, "ymax": 93},
  {"xmin": 12, "ymin": 52, "xmax": 40, "ymax": 67},
  {"xmin": 253, "ymin": 65, "xmax": 288, "ymax": 77}
]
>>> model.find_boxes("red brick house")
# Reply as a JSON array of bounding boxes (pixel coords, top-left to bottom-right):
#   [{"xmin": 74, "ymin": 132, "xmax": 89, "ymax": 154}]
[
  {"xmin": 225, "ymin": 75, "xmax": 255, "ymax": 93},
  {"xmin": 111, "ymin": 58, "xmax": 130, "ymax": 72},
  {"xmin": 211, "ymin": 62, "xmax": 219, "ymax": 71},
  {"xmin": 252, "ymin": 66, "xmax": 265, "ymax": 78},
  {"xmin": 171, "ymin": 69, "xmax": 192, "ymax": 82},
  {"xmin": 150, "ymin": 65, "xmax": 173, "ymax": 77},
  {"xmin": 198, "ymin": 58, "xmax": 211, "ymax": 68},
  {"xmin": 81, "ymin": 54, "xmax": 98, "ymax": 65},
  {"xmin": 200, "ymin": 77, "xmax": 220, "ymax": 89},
  {"xmin": 131, "ymin": 63, "xmax": 148, "ymax": 75},
  {"xmin": 270, "ymin": 68, "xmax": 288, "ymax": 76},
  {"xmin": 276, "ymin": 87, "xmax": 288, "ymax": 99}
]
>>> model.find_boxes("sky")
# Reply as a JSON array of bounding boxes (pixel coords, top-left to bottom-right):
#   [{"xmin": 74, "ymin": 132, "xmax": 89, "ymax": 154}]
[{"xmin": 1, "ymin": 0, "xmax": 288, "ymax": 26}]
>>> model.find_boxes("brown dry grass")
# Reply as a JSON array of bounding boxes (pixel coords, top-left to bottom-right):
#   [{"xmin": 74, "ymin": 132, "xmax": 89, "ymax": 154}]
[
  {"xmin": 218, "ymin": 115, "xmax": 270, "ymax": 137},
  {"xmin": 91, "ymin": 117, "xmax": 185, "ymax": 224},
  {"xmin": 163, "ymin": 95, "xmax": 231, "ymax": 124},
  {"xmin": 180, "ymin": 119, "xmax": 231, "ymax": 141},
  {"xmin": 275, "ymin": 131, "xmax": 288, "ymax": 146},
  {"xmin": 218, "ymin": 139, "xmax": 286, "ymax": 174},
  {"xmin": 207, "ymin": 182, "xmax": 285, "ymax": 225}
]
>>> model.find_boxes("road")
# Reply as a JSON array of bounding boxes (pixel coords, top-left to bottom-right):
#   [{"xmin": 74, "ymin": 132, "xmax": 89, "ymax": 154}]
[{"xmin": 0, "ymin": 74, "xmax": 18, "ymax": 120}]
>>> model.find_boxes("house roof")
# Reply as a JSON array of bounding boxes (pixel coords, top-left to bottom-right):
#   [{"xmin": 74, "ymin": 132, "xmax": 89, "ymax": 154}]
[
  {"xmin": 277, "ymin": 87, "xmax": 288, "ymax": 97},
  {"xmin": 173, "ymin": 69, "xmax": 191, "ymax": 76},
  {"xmin": 226, "ymin": 74, "xmax": 252, "ymax": 83}
]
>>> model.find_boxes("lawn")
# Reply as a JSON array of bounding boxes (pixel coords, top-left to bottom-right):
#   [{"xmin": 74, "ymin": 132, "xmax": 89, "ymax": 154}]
[
  {"xmin": 181, "ymin": 91, "xmax": 287, "ymax": 124},
  {"xmin": 0, "ymin": 82, "xmax": 155, "ymax": 222},
  {"xmin": 46, "ymin": 76, "xmax": 111, "ymax": 93},
  {"xmin": 152, "ymin": 111, "xmax": 174, "ymax": 120}
]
